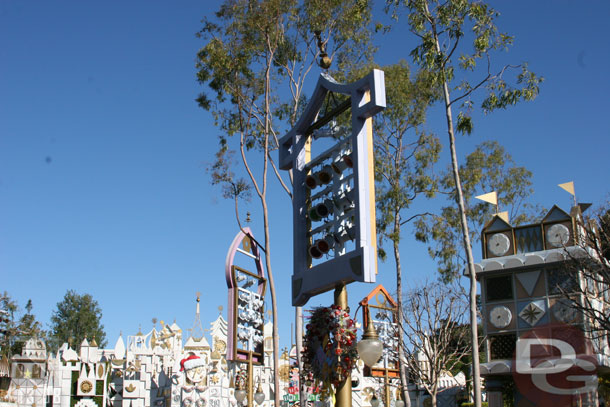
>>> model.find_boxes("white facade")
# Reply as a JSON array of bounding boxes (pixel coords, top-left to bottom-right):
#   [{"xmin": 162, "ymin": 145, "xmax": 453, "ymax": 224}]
[{"xmin": 4, "ymin": 304, "xmax": 464, "ymax": 407}]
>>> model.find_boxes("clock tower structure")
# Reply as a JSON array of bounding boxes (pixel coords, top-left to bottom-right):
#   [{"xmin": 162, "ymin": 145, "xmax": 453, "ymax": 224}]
[{"xmin": 475, "ymin": 204, "xmax": 610, "ymax": 407}]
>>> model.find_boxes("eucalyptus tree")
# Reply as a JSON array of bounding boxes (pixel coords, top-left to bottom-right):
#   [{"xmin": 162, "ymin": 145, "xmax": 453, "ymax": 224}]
[
  {"xmin": 195, "ymin": 1, "xmax": 374, "ymax": 405},
  {"xmin": 373, "ymin": 61, "xmax": 440, "ymax": 405},
  {"xmin": 415, "ymin": 140, "xmax": 541, "ymax": 282},
  {"xmin": 386, "ymin": 1, "xmax": 543, "ymax": 405}
]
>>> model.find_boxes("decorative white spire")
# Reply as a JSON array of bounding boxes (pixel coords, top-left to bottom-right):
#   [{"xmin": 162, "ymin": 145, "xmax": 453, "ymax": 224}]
[{"xmin": 114, "ymin": 333, "xmax": 126, "ymax": 360}]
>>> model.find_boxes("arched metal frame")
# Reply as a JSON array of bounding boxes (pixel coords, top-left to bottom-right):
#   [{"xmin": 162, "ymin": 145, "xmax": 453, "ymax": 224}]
[
  {"xmin": 278, "ymin": 70, "xmax": 386, "ymax": 306},
  {"xmin": 225, "ymin": 227, "xmax": 266, "ymax": 364}
]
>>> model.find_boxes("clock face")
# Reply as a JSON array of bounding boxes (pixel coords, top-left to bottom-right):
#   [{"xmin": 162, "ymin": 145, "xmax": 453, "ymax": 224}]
[
  {"xmin": 489, "ymin": 305, "xmax": 512, "ymax": 329},
  {"xmin": 488, "ymin": 233, "xmax": 511, "ymax": 256},
  {"xmin": 546, "ymin": 224, "xmax": 570, "ymax": 247}
]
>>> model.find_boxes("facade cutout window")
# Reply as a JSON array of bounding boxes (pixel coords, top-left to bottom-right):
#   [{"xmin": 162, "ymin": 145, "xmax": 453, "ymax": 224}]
[
  {"xmin": 32, "ymin": 364, "xmax": 41, "ymax": 379},
  {"xmin": 486, "ymin": 275, "xmax": 513, "ymax": 302},
  {"xmin": 489, "ymin": 334, "xmax": 516, "ymax": 360},
  {"xmin": 547, "ymin": 268, "xmax": 579, "ymax": 295},
  {"xmin": 16, "ymin": 364, "xmax": 24, "ymax": 378}
]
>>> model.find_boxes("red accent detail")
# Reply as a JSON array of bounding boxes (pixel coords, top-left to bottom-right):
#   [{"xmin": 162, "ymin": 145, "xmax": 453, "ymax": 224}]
[{"xmin": 180, "ymin": 354, "xmax": 200, "ymax": 372}]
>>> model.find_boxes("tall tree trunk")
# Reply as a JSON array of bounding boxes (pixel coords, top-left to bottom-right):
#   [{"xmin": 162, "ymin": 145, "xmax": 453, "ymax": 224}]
[
  {"xmin": 262, "ymin": 200, "xmax": 280, "ymax": 407},
  {"xmin": 432, "ymin": 31, "xmax": 482, "ymax": 407},
  {"xmin": 263, "ymin": 49, "xmax": 281, "ymax": 407},
  {"xmin": 394, "ymin": 211, "xmax": 411, "ymax": 407}
]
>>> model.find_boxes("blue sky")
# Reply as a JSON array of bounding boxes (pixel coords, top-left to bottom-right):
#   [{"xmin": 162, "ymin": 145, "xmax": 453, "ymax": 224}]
[{"xmin": 1, "ymin": 0, "xmax": 609, "ymax": 351}]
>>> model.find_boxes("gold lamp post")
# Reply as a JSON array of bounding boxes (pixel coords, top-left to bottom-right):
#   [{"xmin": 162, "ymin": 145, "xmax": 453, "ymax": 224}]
[{"xmin": 334, "ymin": 284, "xmax": 351, "ymax": 407}]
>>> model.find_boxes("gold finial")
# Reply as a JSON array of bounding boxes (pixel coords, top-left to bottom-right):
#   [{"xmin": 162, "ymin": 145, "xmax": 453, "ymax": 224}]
[
  {"xmin": 362, "ymin": 307, "xmax": 379, "ymax": 341},
  {"xmin": 137, "ymin": 325, "xmax": 143, "ymax": 336},
  {"xmin": 218, "ymin": 305, "xmax": 223, "ymax": 314},
  {"xmin": 313, "ymin": 30, "xmax": 332, "ymax": 69},
  {"xmin": 257, "ymin": 376, "xmax": 263, "ymax": 393},
  {"xmin": 246, "ymin": 212, "xmax": 251, "ymax": 223},
  {"xmin": 196, "ymin": 292, "xmax": 201, "ymax": 302}
]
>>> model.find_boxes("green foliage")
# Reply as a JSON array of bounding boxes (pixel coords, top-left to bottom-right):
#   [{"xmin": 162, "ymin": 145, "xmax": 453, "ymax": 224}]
[
  {"xmin": 389, "ymin": 0, "xmax": 543, "ymax": 116},
  {"xmin": 12, "ymin": 299, "xmax": 45, "ymax": 356},
  {"xmin": 373, "ymin": 61, "xmax": 440, "ymax": 256},
  {"xmin": 461, "ymin": 403, "xmax": 488, "ymax": 407},
  {"xmin": 196, "ymin": 0, "xmax": 375, "ymax": 205},
  {"xmin": 0, "ymin": 293, "xmax": 45, "ymax": 357},
  {"xmin": 0, "ymin": 292, "xmax": 18, "ymax": 358},
  {"xmin": 414, "ymin": 141, "xmax": 542, "ymax": 282},
  {"xmin": 208, "ymin": 146, "xmax": 252, "ymax": 202},
  {"xmin": 48, "ymin": 290, "xmax": 106, "ymax": 353}
]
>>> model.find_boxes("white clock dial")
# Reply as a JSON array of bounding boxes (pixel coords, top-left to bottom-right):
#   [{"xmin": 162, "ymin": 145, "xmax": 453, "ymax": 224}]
[
  {"xmin": 488, "ymin": 233, "xmax": 511, "ymax": 256},
  {"xmin": 489, "ymin": 305, "xmax": 512, "ymax": 329},
  {"xmin": 546, "ymin": 224, "xmax": 570, "ymax": 247}
]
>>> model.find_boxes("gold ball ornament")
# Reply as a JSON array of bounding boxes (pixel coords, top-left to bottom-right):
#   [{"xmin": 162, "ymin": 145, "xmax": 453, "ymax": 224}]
[{"xmin": 319, "ymin": 53, "xmax": 332, "ymax": 69}]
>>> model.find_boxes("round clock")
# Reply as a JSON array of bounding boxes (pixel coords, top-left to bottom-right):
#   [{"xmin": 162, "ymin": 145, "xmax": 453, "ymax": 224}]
[
  {"xmin": 546, "ymin": 224, "xmax": 570, "ymax": 247},
  {"xmin": 489, "ymin": 305, "xmax": 512, "ymax": 329},
  {"xmin": 80, "ymin": 380, "xmax": 93, "ymax": 393},
  {"xmin": 487, "ymin": 233, "xmax": 511, "ymax": 256}
]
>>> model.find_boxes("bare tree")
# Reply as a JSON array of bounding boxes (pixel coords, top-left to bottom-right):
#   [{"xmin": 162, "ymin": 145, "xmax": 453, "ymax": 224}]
[
  {"xmin": 561, "ymin": 203, "xmax": 610, "ymax": 346},
  {"xmin": 400, "ymin": 281, "xmax": 472, "ymax": 407}
]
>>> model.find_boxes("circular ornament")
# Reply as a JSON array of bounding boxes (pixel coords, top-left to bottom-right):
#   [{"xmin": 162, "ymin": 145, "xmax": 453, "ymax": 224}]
[
  {"xmin": 80, "ymin": 380, "xmax": 93, "ymax": 393},
  {"xmin": 489, "ymin": 305, "xmax": 512, "ymax": 329},
  {"xmin": 302, "ymin": 305, "xmax": 358, "ymax": 391},
  {"xmin": 214, "ymin": 340, "xmax": 226, "ymax": 353},
  {"xmin": 488, "ymin": 233, "xmax": 510, "ymax": 256},
  {"xmin": 546, "ymin": 224, "xmax": 570, "ymax": 247}
]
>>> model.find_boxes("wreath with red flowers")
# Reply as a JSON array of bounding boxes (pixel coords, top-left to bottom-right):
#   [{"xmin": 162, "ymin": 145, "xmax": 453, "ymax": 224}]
[
  {"xmin": 301, "ymin": 305, "xmax": 358, "ymax": 391},
  {"xmin": 234, "ymin": 369, "xmax": 247, "ymax": 389}
]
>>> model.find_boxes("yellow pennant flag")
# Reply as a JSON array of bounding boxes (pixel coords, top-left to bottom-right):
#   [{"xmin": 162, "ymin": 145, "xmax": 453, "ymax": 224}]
[
  {"xmin": 558, "ymin": 181, "xmax": 575, "ymax": 196},
  {"xmin": 497, "ymin": 211, "xmax": 509, "ymax": 223},
  {"xmin": 475, "ymin": 191, "xmax": 498, "ymax": 206}
]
